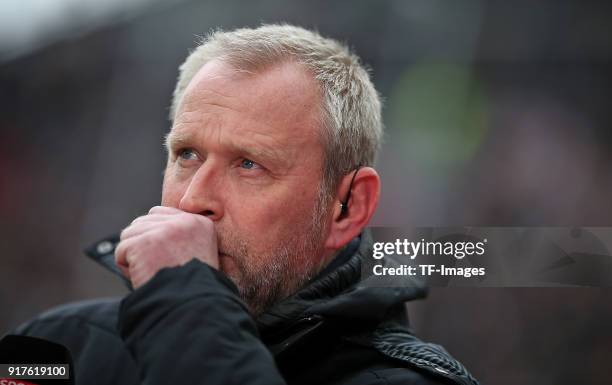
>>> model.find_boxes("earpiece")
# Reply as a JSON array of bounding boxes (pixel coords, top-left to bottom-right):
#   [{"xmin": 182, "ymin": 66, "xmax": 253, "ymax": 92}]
[{"xmin": 338, "ymin": 166, "xmax": 361, "ymax": 219}]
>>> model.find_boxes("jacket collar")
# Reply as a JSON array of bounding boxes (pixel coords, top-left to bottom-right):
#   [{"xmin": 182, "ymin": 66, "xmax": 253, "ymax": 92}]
[
  {"xmin": 85, "ymin": 234, "xmax": 133, "ymax": 290},
  {"xmin": 256, "ymin": 230, "xmax": 428, "ymax": 349}
]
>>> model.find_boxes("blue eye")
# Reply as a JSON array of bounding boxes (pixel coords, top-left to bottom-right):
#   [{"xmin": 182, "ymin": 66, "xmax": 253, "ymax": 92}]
[
  {"xmin": 178, "ymin": 149, "xmax": 198, "ymax": 160},
  {"xmin": 241, "ymin": 159, "xmax": 256, "ymax": 169}
]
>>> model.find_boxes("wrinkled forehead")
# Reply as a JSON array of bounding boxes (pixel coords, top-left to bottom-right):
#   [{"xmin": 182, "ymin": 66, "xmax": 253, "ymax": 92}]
[{"xmin": 177, "ymin": 59, "xmax": 324, "ymax": 140}]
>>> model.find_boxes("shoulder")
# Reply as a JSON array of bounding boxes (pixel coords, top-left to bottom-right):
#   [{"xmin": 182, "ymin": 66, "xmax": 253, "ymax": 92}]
[
  {"xmin": 15, "ymin": 297, "xmax": 122, "ymax": 337},
  {"xmin": 338, "ymin": 326, "xmax": 479, "ymax": 385},
  {"xmin": 373, "ymin": 327, "xmax": 477, "ymax": 383},
  {"xmin": 12, "ymin": 298, "xmax": 139, "ymax": 385}
]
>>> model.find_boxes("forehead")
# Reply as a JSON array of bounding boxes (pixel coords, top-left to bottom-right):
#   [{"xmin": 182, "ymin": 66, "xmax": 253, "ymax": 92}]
[{"xmin": 173, "ymin": 59, "xmax": 324, "ymax": 152}]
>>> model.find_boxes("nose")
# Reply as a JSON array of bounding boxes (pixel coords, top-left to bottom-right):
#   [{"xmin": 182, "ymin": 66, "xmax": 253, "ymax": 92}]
[{"xmin": 178, "ymin": 162, "xmax": 224, "ymax": 221}]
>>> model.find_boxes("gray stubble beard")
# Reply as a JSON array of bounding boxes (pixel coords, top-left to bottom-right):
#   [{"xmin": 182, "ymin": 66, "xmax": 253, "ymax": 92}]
[{"xmin": 218, "ymin": 188, "xmax": 330, "ymax": 315}]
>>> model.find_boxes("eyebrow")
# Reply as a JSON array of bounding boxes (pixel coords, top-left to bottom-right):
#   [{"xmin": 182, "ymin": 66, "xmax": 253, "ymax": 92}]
[
  {"xmin": 165, "ymin": 130, "xmax": 286, "ymax": 167},
  {"xmin": 164, "ymin": 130, "xmax": 192, "ymax": 153}
]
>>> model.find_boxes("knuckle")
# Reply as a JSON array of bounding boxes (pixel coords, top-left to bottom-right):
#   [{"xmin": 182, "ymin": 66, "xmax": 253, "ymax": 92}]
[
  {"xmin": 119, "ymin": 227, "xmax": 130, "ymax": 240},
  {"xmin": 164, "ymin": 221, "xmax": 181, "ymax": 235},
  {"xmin": 176, "ymin": 213, "xmax": 198, "ymax": 229},
  {"xmin": 133, "ymin": 215, "xmax": 149, "ymax": 223}
]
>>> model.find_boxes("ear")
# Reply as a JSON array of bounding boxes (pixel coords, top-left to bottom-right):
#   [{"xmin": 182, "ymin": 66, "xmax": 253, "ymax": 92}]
[{"xmin": 324, "ymin": 167, "xmax": 380, "ymax": 251}]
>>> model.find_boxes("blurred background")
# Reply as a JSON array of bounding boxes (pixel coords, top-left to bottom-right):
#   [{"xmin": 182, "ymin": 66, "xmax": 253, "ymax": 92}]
[{"xmin": 1, "ymin": 0, "xmax": 611, "ymax": 384}]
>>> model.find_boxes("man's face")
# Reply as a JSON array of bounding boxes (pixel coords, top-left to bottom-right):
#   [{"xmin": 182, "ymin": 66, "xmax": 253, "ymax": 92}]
[{"xmin": 162, "ymin": 59, "xmax": 332, "ymax": 314}]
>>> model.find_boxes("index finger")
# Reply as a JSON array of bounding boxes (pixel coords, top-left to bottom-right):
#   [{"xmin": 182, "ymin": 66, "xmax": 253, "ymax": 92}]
[{"xmin": 148, "ymin": 205, "xmax": 184, "ymax": 215}]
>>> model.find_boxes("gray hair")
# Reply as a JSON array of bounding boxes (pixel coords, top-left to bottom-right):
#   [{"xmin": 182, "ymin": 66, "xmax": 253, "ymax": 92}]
[{"xmin": 170, "ymin": 24, "xmax": 383, "ymax": 196}]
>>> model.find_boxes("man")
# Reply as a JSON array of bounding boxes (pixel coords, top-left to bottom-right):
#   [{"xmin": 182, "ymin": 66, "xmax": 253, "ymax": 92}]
[{"xmin": 11, "ymin": 24, "xmax": 478, "ymax": 385}]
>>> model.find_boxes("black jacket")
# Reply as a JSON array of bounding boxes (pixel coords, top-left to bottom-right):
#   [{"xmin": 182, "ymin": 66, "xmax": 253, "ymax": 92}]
[{"xmin": 12, "ymin": 231, "xmax": 479, "ymax": 385}]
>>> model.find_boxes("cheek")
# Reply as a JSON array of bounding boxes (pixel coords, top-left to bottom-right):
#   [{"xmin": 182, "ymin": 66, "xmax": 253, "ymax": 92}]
[
  {"xmin": 235, "ymin": 187, "xmax": 321, "ymax": 241},
  {"xmin": 161, "ymin": 173, "xmax": 186, "ymax": 207}
]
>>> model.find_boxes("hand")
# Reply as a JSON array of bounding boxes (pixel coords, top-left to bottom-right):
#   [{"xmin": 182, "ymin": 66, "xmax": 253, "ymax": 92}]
[{"xmin": 115, "ymin": 206, "xmax": 219, "ymax": 289}]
